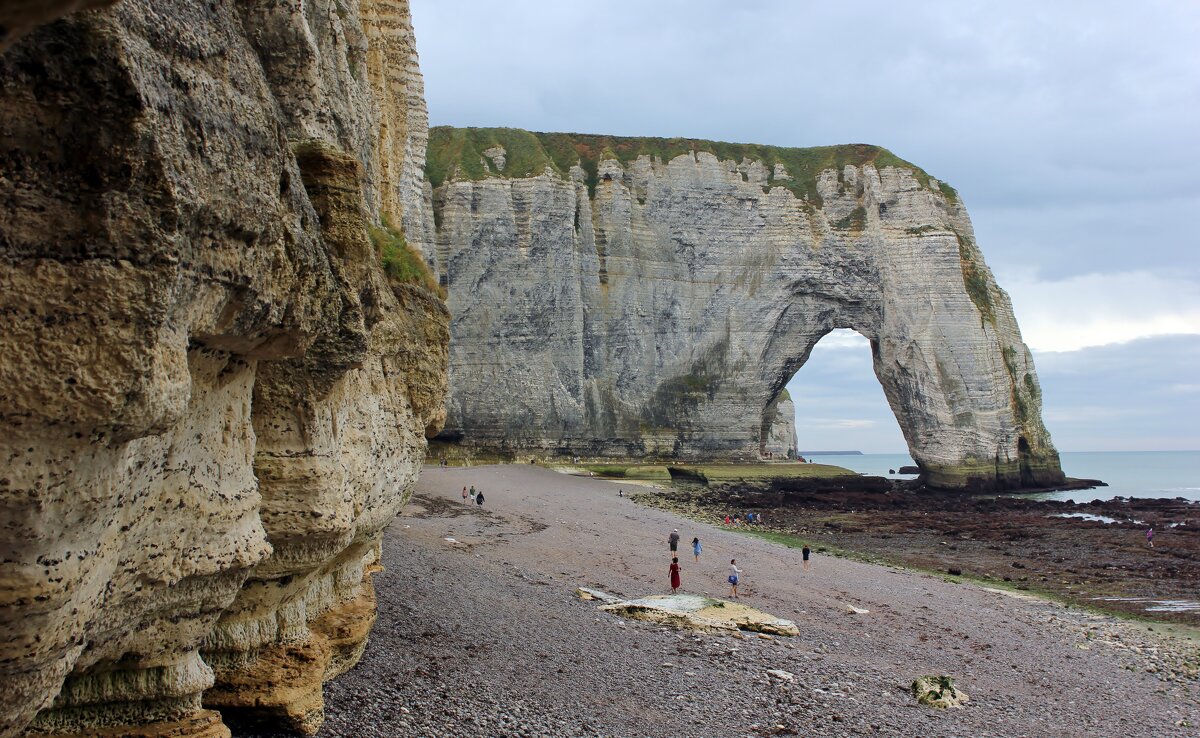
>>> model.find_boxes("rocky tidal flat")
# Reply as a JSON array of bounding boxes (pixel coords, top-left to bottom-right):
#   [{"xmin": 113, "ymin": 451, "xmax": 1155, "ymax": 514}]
[{"xmin": 637, "ymin": 476, "xmax": 1200, "ymax": 627}]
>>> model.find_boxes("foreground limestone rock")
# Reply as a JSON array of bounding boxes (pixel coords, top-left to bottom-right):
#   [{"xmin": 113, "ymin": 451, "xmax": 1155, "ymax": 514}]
[
  {"xmin": 0, "ymin": 1, "xmax": 446, "ymax": 737},
  {"xmin": 429, "ymin": 128, "xmax": 1064, "ymax": 491}
]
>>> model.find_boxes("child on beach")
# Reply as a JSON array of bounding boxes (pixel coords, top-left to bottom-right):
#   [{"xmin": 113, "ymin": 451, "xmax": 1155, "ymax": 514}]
[
  {"xmin": 728, "ymin": 559, "xmax": 742, "ymax": 598},
  {"xmin": 1147, "ymin": 527, "xmax": 1154, "ymax": 548},
  {"xmin": 802, "ymin": 544, "xmax": 811, "ymax": 571},
  {"xmin": 669, "ymin": 557, "xmax": 682, "ymax": 593},
  {"xmin": 692, "ymin": 537, "xmax": 702, "ymax": 562},
  {"xmin": 462, "ymin": 486, "xmax": 468, "ymax": 503}
]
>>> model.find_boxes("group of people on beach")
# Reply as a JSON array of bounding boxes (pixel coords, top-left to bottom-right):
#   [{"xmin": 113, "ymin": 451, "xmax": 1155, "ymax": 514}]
[
  {"xmin": 723, "ymin": 511, "xmax": 764, "ymax": 527},
  {"xmin": 665, "ymin": 527, "xmax": 810, "ymax": 599},
  {"xmin": 460, "ymin": 485, "xmax": 485, "ymax": 507}
]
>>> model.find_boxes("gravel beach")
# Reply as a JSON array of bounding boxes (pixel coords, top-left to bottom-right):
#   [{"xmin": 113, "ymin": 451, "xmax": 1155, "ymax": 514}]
[{"xmin": 236, "ymin": 465, "xmax": 1199, "ymax": 737}]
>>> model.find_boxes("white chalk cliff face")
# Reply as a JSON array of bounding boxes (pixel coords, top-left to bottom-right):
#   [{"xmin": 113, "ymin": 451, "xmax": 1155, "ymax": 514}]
[
  {"xmin": 429, "ymin": 129, "xmax": 1064, "ymax": 491},
  {"xmin": 0, "ymin": 2, "xmax": 447, "ymax": 737}
]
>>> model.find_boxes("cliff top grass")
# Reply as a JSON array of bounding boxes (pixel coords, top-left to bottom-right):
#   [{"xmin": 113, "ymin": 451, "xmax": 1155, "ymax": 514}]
[{"xmin": 426, "ymin": 126, "xmax": 959, "ymax": 206}]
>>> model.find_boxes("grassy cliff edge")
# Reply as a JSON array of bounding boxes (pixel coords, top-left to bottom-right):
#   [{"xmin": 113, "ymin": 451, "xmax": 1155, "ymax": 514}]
[{"xmin": 427, "ymin": 126, "xmax": 959, "ymax": 206}]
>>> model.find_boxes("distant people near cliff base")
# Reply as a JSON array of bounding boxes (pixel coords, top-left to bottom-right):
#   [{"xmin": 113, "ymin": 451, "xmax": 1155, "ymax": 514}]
[
  {"xmin": 668, "ymin": 529, "xmax": 680, "ymax": 555},
  {"xmin": 728, "ymin": 559, "xmax": 742, "ymax": 598},
  {"xmin": 670, "ymin": 557, "xmax": 681, "ymax": 593},
  {"xmin": 692, "ymin": 537, "xmax": 702, "ymax": 562},
  {"xmin": 724, "ymin": 514, "xmax": 731, "ymax": 526},
  {"xmin": 802, "ymin": 544, "xmax": 811, "ymax": 571}
]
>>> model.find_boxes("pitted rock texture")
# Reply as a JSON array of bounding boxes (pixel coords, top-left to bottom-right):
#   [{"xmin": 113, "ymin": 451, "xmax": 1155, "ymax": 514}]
[
  {"xmin": 0, "ymin": 2, "xmax": 447, "ymax": 737},
  {"xmin": 429, "ymin": 128, "xmax": 1063, "ymax": 491}
]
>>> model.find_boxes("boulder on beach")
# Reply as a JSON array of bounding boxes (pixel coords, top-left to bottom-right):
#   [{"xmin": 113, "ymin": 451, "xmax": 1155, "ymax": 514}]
[{"xmin": 911, "ymin": 675, "xmax": 969, "ymax": 708}]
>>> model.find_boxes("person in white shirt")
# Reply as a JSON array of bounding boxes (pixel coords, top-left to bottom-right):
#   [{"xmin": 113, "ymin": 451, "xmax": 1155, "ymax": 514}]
[{"xmin": 728, "ymin": 559, "xmax": 742, "ymax": 598}]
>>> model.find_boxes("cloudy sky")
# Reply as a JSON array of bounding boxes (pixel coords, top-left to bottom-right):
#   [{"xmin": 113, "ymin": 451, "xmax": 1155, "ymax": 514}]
[{"xmin": 411, "ymin": 0, "xmax": 1200, "ymax": 453}]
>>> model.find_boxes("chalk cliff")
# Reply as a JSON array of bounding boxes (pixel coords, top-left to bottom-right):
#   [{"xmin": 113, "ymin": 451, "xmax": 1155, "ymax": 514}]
[
  {"xmin": 0, "ymin": 2, "xmax": 447, "ymax": 737},
  {"xmin": 429, "ymin": 128, "xmax": 1064, "ymax": 491}
]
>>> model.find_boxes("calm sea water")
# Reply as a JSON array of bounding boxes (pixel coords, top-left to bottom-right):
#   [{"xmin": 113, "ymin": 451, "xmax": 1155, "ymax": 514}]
[{"xmin": 806, "ymin": 451, "xmax": 1200, "ymax": 502}]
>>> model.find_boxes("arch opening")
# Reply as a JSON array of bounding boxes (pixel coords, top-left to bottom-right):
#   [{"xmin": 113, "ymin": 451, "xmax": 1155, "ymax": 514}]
[{"xmin": 760, "ymin": 328, "xmax": 908, "ymax": 462}]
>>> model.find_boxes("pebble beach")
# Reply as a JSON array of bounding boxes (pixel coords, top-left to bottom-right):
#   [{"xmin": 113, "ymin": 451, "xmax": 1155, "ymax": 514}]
[{"xmin": 237, "ymin": 464, "xmax": 1200, "ymax": 737}]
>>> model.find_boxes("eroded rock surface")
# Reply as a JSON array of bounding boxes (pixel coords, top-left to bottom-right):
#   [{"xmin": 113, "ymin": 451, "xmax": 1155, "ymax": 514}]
[
  {"xmin": 0, "ymin": 2, "xmax": 447, "ymax": 737},
  {"xmin": 429, "ymin": 129, "xmax": 1064, "ymax": 490}
]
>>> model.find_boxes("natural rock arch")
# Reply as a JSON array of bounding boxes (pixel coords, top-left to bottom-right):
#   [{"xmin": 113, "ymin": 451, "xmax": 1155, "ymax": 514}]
[{"xmin": 429, "ymin": 128, "xmax": 1064, "ymax": 491}]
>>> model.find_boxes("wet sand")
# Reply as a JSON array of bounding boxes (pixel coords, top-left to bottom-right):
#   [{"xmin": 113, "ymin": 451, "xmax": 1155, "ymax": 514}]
[{"xmin": 239, "ymin": 464, "xmax": 1200, "ymax": 737}]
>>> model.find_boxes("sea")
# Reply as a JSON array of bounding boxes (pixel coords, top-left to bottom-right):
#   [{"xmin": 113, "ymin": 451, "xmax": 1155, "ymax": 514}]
[{"xmin": 805, "ymin": 450, "xmax": 1200, "ymax": 503}]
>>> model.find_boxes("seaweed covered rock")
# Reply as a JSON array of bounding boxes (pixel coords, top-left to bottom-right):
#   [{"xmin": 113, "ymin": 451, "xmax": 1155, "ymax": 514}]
[{"xmin": 911, "ymin": 675, "xmax": 970, "ymax": 709}]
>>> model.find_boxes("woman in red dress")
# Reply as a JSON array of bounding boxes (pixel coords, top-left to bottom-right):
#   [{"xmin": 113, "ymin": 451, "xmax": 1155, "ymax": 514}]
[{"xmin": 669, "ymin": 557, "xmax": 682, "ymax": 593}]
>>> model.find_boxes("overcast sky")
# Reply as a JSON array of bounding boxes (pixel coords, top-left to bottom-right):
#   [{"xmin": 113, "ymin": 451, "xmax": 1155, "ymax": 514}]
[{"xmin": 411, "ymin": 0, "xmax": 1200, "ymax": 453}]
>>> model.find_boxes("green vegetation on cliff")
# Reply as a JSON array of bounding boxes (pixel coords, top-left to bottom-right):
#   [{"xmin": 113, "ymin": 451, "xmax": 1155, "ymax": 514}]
[
  {"xmin": 369, "ymin": 217, "xmax": 443, "ymax": 297},
  {"xmin": 427, "ymin": 127, "xmax": 959, "ymax": 206},
  {"xmin": 955, "ymin": 232, "xmax": 996, "ymax": 325}
]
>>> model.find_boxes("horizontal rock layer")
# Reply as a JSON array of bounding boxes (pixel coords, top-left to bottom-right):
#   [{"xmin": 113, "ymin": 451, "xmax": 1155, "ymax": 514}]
[
  {"xmin": 0, "ymin": 1, "xmax": 446, "ymax": 737},
  {"xmin": 429, "ymin": 128, "xmax": 1064, "ymax": 491}
]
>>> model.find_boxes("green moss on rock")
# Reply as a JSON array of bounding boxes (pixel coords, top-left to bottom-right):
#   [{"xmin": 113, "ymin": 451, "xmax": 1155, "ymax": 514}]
[
  {"xmin": 956, "ymin": 232, "xmax": 995, "ymax": 325},
  {"xmin": 369, "ymin": 217, "xmax": 443, "ymax": 297},
  {"xmin": 832, "ymin": 206, "xmax": 868, "ymax": 231}
]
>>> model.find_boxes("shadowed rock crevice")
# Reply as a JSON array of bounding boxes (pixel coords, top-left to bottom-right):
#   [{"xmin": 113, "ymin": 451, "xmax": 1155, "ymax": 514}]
[{"xmin": 430, "ymin": 128, "xmax": 1064, "ymax": 491}]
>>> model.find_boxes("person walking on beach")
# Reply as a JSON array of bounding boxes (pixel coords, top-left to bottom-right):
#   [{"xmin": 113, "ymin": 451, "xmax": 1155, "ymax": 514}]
[
  {"xmin": 475, "ymin": 490, "xmax": 485, "ymax": 507},
  {"xmin": 728, "ymin": 559, "xmax": 742, "ymax": 599},
  {"xmin": 668, "ymin": 529, "xmax": 680, "ymax": 556},
  {"xmin": 692, "ymin": 537, "xmax": 702, "ymax": 563},
  {"xmin": 1147, "ymin": 526, "xmax": 1155, "ymax": 548},
  {"xmin": 462, "ymin": 486, "xmax": 468, "ymax": 503},
  {"xmin": 469, "ymin": 485, "xmax": 477, "ymax": 502},
  {"xmin": 802, "ymin": 544, "xmax": 811, "ymax": 571},
  {"xmin": 618, "ymin": 489, "xmax": 624, "ymax": 498},
  {"xmin": 669, "ymin": 557, "xmax": 682, "ymax": 593}
]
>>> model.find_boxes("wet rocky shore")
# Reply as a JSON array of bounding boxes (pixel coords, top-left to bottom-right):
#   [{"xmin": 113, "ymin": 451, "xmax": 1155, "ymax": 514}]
[{"xmin": 638, "ymin": 476, "xmax": 1200, "ymax": 625}]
